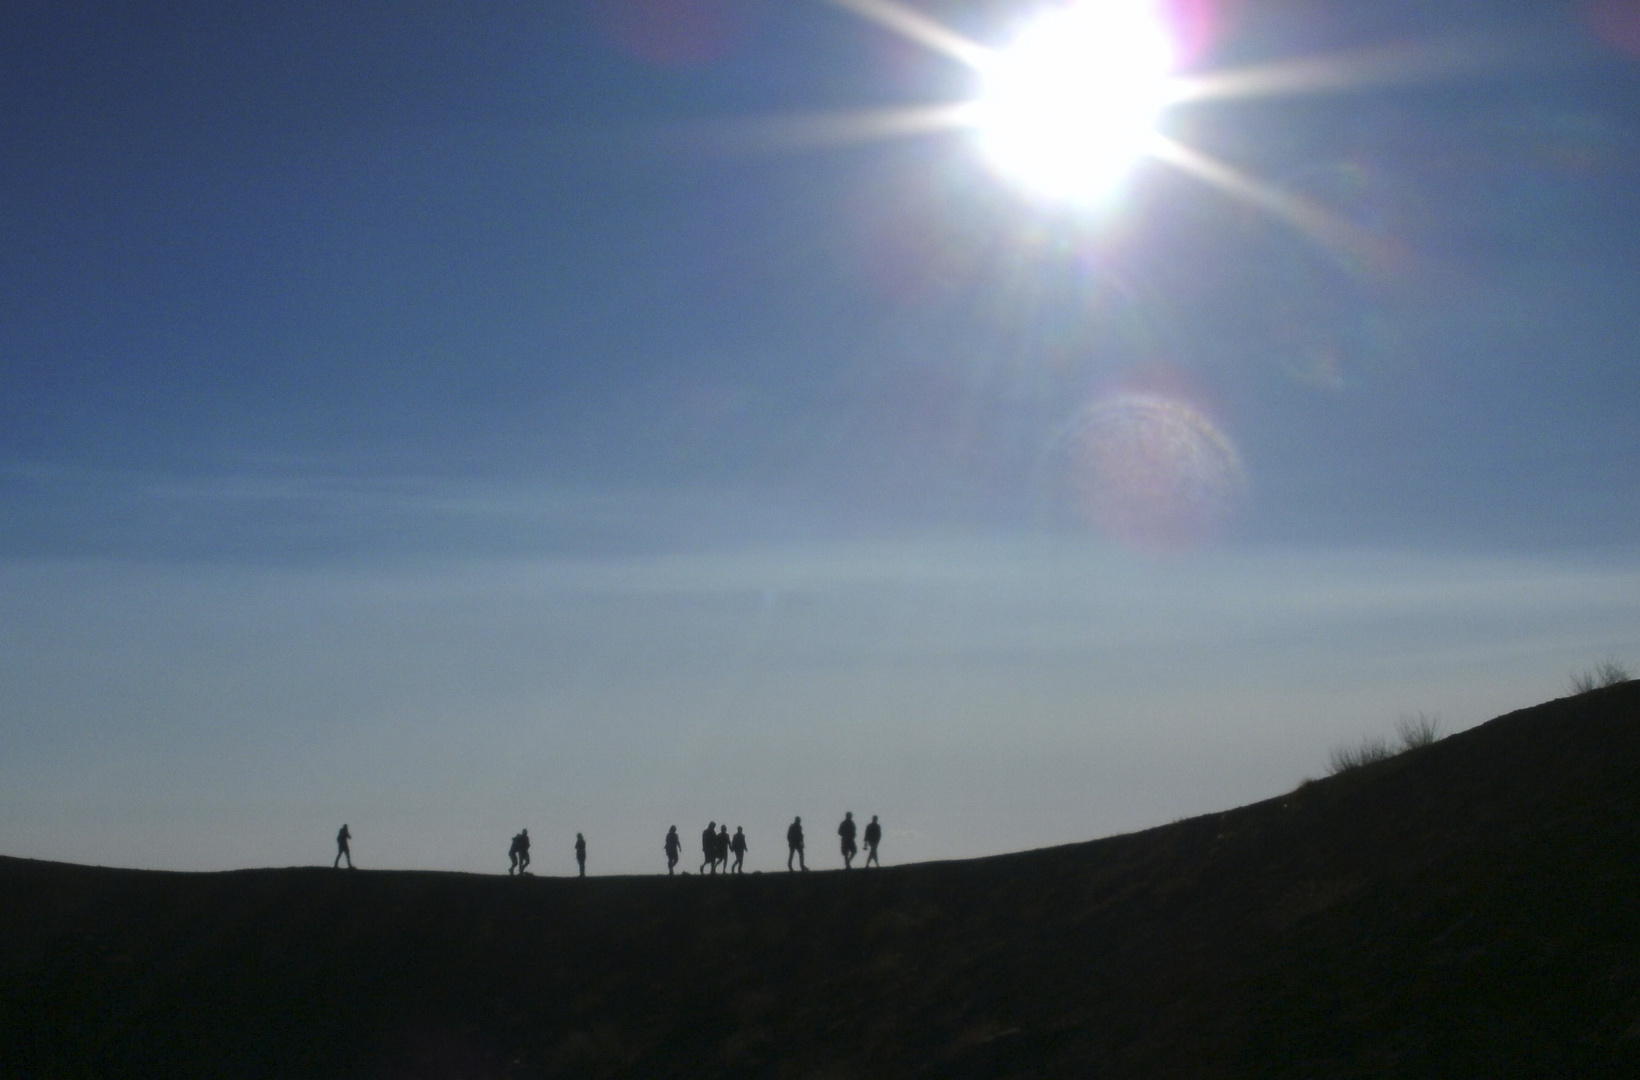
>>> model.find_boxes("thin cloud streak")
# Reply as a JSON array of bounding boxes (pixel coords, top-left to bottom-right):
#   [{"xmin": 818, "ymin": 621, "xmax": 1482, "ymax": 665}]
[{"xmin": 4, "ymin": 461, "xmax": 794, "ymax": 538}]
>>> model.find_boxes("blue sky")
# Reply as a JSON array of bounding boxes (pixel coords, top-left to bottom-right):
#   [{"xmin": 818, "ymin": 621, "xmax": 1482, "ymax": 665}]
[{"xmin": 4, "ymin": 0, "xmax": 1639, "ymax": 874}]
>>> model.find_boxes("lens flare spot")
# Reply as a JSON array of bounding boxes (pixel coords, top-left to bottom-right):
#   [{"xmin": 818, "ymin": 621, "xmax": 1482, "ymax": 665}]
[
  {"xmin": 589, "ymin": 0, "xmax": 759, "ymax": 68},
  {"xmin": 1161, "ymin": 0, "xmax": 1239, "ymax": 66},
  {"xmin": 1275, "ymin": 343, "xmax": 1346, "ymax": 391},
  {"xmin": 1584, "ymin": 0, "xmax": 1640, "ymax": 58},
  {"xmin": 1062, "ymin": 392, "xmax": 1245, "ymax": 549}
]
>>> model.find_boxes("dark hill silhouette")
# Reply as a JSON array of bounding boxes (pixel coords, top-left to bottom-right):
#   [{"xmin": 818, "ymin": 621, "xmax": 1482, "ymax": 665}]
[{"xmin": 4, "ymin": 685, "xmax": 1640, "ymax": 1078}]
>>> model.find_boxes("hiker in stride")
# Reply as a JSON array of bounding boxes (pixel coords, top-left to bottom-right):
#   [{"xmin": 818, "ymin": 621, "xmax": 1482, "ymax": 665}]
[
  {"xmin": 730, "ymin": 826, "xmax": 748, "ymax": 873},
  {"xmin": 664, "ymin": 825, "xmax": 682, "ymax": 875},
  {"xmin": 838, "ymin": 811, "xmax": 857, "ymax": 869},
  {"xmin": 701, "ymin": 821, "xmax": 718, "ymax": 874},
  {"xmin": 863, "ymin": 814, "xmax": 882, "ymax": 867},
  {"xmin": 787, "ymin": 815, "xmax": 806, "ymax": 871},
  {"xmin": 334, "ymin": 824, "xmax": 353, "ymax": 869},
  {"xmin": 574, "ymin": 833, "xmax": 587, "ymax": 877},
  {"xmin": 717, "ymin": 824, "xmax": 731, "ymax": 872}
]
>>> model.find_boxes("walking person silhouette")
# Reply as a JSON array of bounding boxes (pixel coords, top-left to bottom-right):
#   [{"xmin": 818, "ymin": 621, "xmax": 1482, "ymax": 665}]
[
  {"xmin": 334, "ymin": 824, "xmax": 352, "ymax": 869},
  {"xmin": 730, "ymin": 826, "xmax": 748, "ymax": 873},
  {"xmin": 863, "ymin": 814, "xmax": 882, "ymax": 867},
  {"xmin": 516, "ymin": 828, "xmax": 531, "ymax": 874},
  {"xmin": 701, "ymin": 821, "xmax": 718, "ymax": 874},
  {"xmin": 786, "ymin": 815, "xmax": 806, "ymax": 871},
  {"xmin": 508, "ymin": 831, "xmax": 522, "ymax": 875},
  {"xmin": 838, "ymin": 811, "xmax": 857, "ymax": 869},
  {"xmin": 664, "ymin": 825, "xmax": 682, "ymax": 875},
  {"xmin": 574, "ymin": 833, "xmax": 587, "ymax": 877},
  {"xmin": 717, "ymin": 824, "xmax": 730, "ymax": 872}
]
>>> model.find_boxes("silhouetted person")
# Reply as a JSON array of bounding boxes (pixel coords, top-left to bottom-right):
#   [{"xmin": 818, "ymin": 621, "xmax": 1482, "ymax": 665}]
[
  {"xmin": 787, "ymin": 816, "xmax": 806, "ymax": 871},
  {"xmin": 574, "ymin": 832, "xmax": 587, "ymax": 877},
  {"xmin": 664, "ymin": 825, "xmax": 682, "ymax": 875},
  {"xmin": 334, "ymin": 824, "xmax": 352, "ymax": 869},
  {"xmin": 701, "ymin": 821, "xmax": 718, "ymax": 874},
  {"xmin": 863, "ymin": 814, "xmax": 882, "ymax": 867},
  {"xmin": 519, "ymin": 828, "xmax": 532, "ymax": 873},
  {"xmin": 508, "ymin": 831, "xmax": 523, "ymax": 875},
  {"xmin": 838, "ymin": 811, "xmax": 857, "ymax": 869},
  {"xmin": 730, "ymin": 826, "xmax": 748, "ymax": 873}
]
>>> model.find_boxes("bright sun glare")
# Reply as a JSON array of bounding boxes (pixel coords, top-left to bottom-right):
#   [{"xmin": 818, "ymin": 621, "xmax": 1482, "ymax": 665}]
[{"xmin": 975, "ymin": 1, "xmax": 1178, "ymax": 205}]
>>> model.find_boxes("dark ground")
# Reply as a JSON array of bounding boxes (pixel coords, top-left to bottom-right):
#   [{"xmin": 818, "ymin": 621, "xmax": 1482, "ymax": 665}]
[{"xmin": 4, "ymin": 683, "xmax": 1640, "ymax": 1079}]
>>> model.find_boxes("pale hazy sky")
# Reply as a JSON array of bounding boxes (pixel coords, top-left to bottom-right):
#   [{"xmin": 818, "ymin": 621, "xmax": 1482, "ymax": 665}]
[{"xmin": 4, "ymin": 1, "xmax": 1639, "ymax": 874}]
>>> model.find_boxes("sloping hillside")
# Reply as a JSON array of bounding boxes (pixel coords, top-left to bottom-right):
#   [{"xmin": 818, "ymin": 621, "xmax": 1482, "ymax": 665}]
[{"xmin": 4, "ymin": 683, "xmax": 1639, "ymax": 1079}]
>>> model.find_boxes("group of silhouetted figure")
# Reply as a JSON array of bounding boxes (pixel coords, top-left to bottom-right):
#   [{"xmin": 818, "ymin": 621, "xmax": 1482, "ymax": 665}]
[
  {"xmin": 507, "ymin": 829, "xmax": 531, "ymax": 874},
  {"xmin": 507, "ymin": 827, "xmax": 587, "ymax": 877},
  {"xmin": 672, "ymin": 822, "xmax": 748, "ymax": 874},
  {"xmin": 334, "ymin": 813, "xmax": 881, "ymax": 876},
  {"xmin": 662, "ymin": 812, "xmax": 881, "ymax": 875}
]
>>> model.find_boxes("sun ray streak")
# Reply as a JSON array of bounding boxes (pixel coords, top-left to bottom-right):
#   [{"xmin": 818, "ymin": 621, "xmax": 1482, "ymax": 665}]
[
  {"xmin": 677, "ymin": 102, "xmax": 979, "ymax": 155},
  {"xmin": 1149, "ymin": 136, "xmax": 1395, "ymax": 271},
  {"xmin": 1169, "ymin": 34, "xmax": 1557, "ymax": 103},
  {"xmin": 822, "ymin": 0, "xmax": 993, "ymax": 70}
]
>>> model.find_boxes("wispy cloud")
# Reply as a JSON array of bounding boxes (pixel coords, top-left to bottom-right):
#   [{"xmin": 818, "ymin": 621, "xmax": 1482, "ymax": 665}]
[{"xmin": 0, "ymin": 460, "xmax": 810, "ymax": 563}]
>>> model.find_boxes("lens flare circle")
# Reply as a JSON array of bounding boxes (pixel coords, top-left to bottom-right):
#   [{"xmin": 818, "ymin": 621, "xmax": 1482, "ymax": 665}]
[
  {"xmin": 975, "ymin": 1, "xmax": 1178, "ymax": 205},
  {"xmin": 1063, "ymin": 392, "xmax": 1245, "ymax": 549}
]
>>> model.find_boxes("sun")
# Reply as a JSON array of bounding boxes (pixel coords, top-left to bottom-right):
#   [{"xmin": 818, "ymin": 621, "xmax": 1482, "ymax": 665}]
[
  {"xmin": 818, "ymin": 0, "xmax": 1419, "ymax": 253},
  {"xmin": 973, "ymin": 1, "xmax": 1179, "ymax": 206}
]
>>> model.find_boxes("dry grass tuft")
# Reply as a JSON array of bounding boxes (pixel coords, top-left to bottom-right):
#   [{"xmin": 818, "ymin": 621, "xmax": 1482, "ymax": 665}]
[
  {"xmin": 1569, "ymin": 657, "xmax": 1632, "ymax": 695},
  {"xmin": 1326, "ymin": 712, "xmax": 1443, "ymax": 777},
  {"xmin": 1326, "ymin": 735, "xmax": 1394, "ymax": 776},
  {"xmin": 1395, "ymin": 712, "xmax": 1441, "ymax": 750}
]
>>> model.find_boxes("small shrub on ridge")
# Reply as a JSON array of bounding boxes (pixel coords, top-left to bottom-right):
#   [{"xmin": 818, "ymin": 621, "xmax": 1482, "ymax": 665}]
[
  {"xmin": 1326, "ymin": 735, "xmax": 1394, "ymax": 776},
  {"xmin": 1569, "ymin": 657, "xmax": 1632, "ymax": 695},
  {"xmin": 1395, "ymin": 712, "xmax": 1441, "ymax": 750}
]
